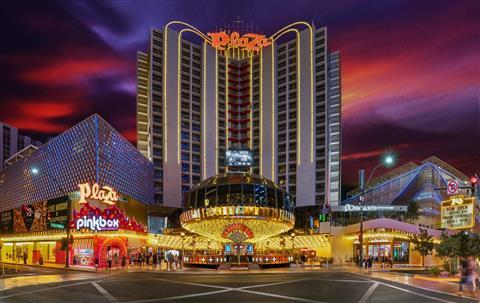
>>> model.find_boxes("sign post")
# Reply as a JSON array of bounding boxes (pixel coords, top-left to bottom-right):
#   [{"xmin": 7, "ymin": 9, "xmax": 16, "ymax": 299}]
[
  {"xmin": 441, "ymin": 195, "xmax": 475, "ymax": 230},
  {"xmin": 447, "ymin": 180, "xmax": 459, "ymax": 195}
]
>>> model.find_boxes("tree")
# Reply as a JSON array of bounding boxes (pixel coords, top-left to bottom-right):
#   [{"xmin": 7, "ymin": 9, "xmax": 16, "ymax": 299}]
[
  {"xmin": 435, "ymin": 233, "xmax": 460, "ymax": 275},
  {"xmin": 410, "ymin": 228, "xmax": 435, "ymax": 267},
  {"xmin": 404, "ymin": 200, "xmax": 420, "ymax": 223}
]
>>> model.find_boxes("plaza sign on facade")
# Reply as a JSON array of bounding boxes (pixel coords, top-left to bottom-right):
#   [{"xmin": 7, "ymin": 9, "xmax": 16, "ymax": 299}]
[
  {"xmin": 441, "ymin": 195, "xmax": 475, "ymax": 229},
  {"xmin": 331, "ymin": 205, "xmax": 407, "ymax": 212}
]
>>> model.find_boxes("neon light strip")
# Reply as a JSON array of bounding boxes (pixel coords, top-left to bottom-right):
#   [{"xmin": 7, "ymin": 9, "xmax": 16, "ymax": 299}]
[
  {"xmin": 273, "ymin": 29, "xmax": 300, "ymax": 165},
  {"xmin": 259, "ymin": 50, "xmax": 263, "ymax": 176},
  {"xmin": 215, "ymin": 50, "xmax": 218, "ymax": 173},
  {"xmin": 249, "ymin": 55, "xmax": 253, "ymax": 172},
  {"xmin": 271, "ymin": 43, "xmax": 275, "ymax": 179},
  {"xmin": 165, "ymin": 21, "xmax": 212, "ymax": 44},
  {"xmin": 163, "ymin": 27, "xmax": 168, "ymax": 162},
  {"xmin": 225, "ymin": 55, "xmax": 229, "ymax": 162},
  {"xmin": 202, "ymin": 42, "xmax": 207, "ymax": 179},
  {"xmin": 272, "ymin": 22, "xmax": 314, "ymax": 164}
]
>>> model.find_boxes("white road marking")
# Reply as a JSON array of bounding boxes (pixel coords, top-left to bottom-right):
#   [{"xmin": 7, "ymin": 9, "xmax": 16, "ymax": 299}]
[
  {"xmin": 91, "ymin": 281, "xmax": 118, "ymax": 303},
  {"xmin": 357, "ymin": 282, "xmax": 379, "ymax": 303},
  {"xmin": 350, "ymin": 272, "xmax": 477, "ymax": 302},
  {"xmin": 130, "ymin": 276, "xmax": 325, "ymax": 303},
  {"xmin": 0, "ymin": 281, "xmax": 92, "ymax": 299},
  {"xmin": 239, "ymin": 288, "xmax": 327, "ymax": 303},
  {"xmin": 237, "ymin": 277, "xmax": 312, "ymax": 289},
  {"xmin": 313, "ymin": 278, "xmax": 372, "ymax": 283},
  {"xmin": 122, "ymin": 289, "xmax": 232, "ymax": 303}
]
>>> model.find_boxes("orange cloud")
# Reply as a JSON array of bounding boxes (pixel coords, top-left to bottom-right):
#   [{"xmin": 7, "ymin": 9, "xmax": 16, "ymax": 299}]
[{"xmin": 19, "ymin": 58, "xmax": 130, "ymax": 86}]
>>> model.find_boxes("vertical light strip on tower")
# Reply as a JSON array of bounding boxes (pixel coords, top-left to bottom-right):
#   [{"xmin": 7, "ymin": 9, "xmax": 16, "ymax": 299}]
[
  {"xmin": 163, "ymin": 27, "xmax": 168, "ymax": 163},
  {"xmin": 215, "ymin": 50, "xmax": 218, "ymax": 173},
  {"xmin": 202, "ymin": 42, "xmax": 207, "ymax": 179},
  {"xmin": 249, "ymin": 55, "xmax": 253, "ymax": 174},
  {"xmin": 271, "ymin": 43, "xmax": 275, "ymax": 179},
  {"xmin": 225, "ymin": 54, "xmax": 229, "ymax": 173},
  {"xmin": 259, "ymin": 50, "xmax": 263, "ymax": 176},
  {"xmin": 308, "ymin": 26, "xmax": 314, "ymax": 163}
]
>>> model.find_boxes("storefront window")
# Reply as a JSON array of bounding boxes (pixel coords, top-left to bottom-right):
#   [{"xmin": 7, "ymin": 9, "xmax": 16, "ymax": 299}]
[
  {"xmin": 393, "ymin": 241, "xmax": 409, "ymax": 263},
  {"xmin": 367, "ymin": 243, "xmax": 391, "ymax": 262}
]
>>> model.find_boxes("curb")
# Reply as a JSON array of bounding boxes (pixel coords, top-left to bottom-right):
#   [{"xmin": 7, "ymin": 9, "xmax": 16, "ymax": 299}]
[{"xmin": 414, "ymin": 274, "xmax": 460, "ymax": 283}]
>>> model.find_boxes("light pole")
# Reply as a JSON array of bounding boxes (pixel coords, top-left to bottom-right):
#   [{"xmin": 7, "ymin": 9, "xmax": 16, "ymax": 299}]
[
  {"xmin": 291, "ymin": 232, "xmax": 296, "ymax": 264},
  {"xmin": 31, "ymin": 167, "xmax": 72, "ymax": 268},
  {"xmin": 358, "ymin": 151, "xmax": 397, "ymax": 268},
  {"xmin": 180, "ymin": 232, "xmax": 185, "ymax": 268}
]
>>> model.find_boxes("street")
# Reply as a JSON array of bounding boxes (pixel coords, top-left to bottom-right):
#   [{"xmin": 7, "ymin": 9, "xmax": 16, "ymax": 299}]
[{"xmin": 0, "ymin": 270, "xmax": 477, "ymax": 303}]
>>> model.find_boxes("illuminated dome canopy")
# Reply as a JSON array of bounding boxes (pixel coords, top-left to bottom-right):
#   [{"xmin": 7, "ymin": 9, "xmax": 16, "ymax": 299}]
[{"xmin": 181, "ymin": 172, "xmax": 295, "ymax": 243}]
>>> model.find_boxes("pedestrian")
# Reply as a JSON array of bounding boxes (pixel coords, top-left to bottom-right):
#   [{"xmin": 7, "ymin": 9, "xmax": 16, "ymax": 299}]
[
  {"xmin": 23, "ymin": 252, "xmax": 27, "ymax": 264},
  {"xmin": 121, "ymin": 255, "xmax": 127, "ymax": 269},
  {"xmin": 152, "ymin": 253, "xmax": 158, "ymax": 270},
  {"xmin": 114, "ymin": 253, "xmax": 119, "ymax": 268},
  {"xmin": 368, "ymin": 256, "xmax": 373, "ymax": 270},
  {"xmin": 459, "ymin": 257, "xmax": 468, "ymax": 293},
  {"xmin": 466, "ymin": 256, "xmax": 477, "ymax": 293},
  {"xmin": 94, "ymin": 257, "xmax": 99, "ymax": 271},
  {"xmin": 107, "ymin": 255, "xmax": 112, "ymax": 269},
  {"xmin": 146, "ymin": 253, "xmax": 150, "ymax": 267}
]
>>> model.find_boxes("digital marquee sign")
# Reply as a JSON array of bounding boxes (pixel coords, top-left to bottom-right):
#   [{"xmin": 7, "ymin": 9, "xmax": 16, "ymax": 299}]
[
  {"xmin": 441, "ymin": 195, "xmax": 475, "ymax": 230},
  {"xmin": 226, "ymin": 149, "xmax": 253, "ymax": 167}
]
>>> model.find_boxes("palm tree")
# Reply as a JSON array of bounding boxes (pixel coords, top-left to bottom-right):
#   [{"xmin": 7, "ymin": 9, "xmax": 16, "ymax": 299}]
[{"xmin": 404, "ymin": 200, "xmax": 420, "ymax": 223}]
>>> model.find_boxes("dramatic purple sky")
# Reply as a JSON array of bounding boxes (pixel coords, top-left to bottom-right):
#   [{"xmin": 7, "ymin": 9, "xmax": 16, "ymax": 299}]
[{"xmin": 0, "ymin": 0, "xmax": 478, "ymax": 191}]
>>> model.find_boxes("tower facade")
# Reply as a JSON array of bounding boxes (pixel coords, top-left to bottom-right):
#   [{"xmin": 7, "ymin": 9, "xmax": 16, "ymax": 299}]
[{"xmin": 137, "ymin": 21, "xmax": 341, "ymax": 208}]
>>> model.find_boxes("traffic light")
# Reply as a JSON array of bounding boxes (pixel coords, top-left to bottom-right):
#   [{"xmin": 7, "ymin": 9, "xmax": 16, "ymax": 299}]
[
  {"xmin": 319, "ymin": 213, "xmax": 330, "ymax": 222},
  {"xmin": 471, "ymin": 175, "xmax": 478, "ymax": 194}
]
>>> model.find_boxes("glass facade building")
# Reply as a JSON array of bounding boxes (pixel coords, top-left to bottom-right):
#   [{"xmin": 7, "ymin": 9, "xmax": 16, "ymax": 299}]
[{"xmin": 0, "ymin": 114, "xmax": 154, "ymax": 212}]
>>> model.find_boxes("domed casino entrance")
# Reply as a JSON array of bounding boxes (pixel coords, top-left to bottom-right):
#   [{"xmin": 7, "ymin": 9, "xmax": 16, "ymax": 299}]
[{"xmin": 180, "ymin": 172, "xmax": 295, "ymax": 269}]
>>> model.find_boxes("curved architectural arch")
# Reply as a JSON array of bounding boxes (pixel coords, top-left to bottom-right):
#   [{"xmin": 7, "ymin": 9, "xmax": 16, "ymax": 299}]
[
  {"xmin": 165, "ymin": 21, "xmax": 212, "ymax": 44},
  {"xmin": 271, "ymin": 22, "xmax": 315, "ymax": 163}
]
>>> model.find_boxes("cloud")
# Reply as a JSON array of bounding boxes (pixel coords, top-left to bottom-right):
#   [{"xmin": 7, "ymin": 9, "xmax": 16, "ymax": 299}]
[{"xmin": 19, "ymin": 57, "xmax": 131, "ymax": 86}]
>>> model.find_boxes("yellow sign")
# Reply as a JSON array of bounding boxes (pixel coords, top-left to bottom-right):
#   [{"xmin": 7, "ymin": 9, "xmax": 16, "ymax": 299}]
[
  {"xmin": 207, "ymin": 32, "xmax": 271, "ymax": 52},
  {"xmin": 78, "ymin": 183, "xmax": 119, "ymax": 206},
  {"xmin": 441, "ymin": 195, "xmax": 475, "ymax": 229}
]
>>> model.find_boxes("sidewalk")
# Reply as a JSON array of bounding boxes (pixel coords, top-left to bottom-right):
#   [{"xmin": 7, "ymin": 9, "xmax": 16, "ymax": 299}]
[{"xmin": 352, "ymin": 268, "xmax": 479, "ymax": 300}]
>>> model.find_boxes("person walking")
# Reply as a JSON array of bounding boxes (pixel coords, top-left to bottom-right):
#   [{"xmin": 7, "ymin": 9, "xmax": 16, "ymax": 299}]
[
  {"xmin": 121, "ymin": 255, "xmax": 127, "ymax": 269},
  {"xmin": 459, "ymin": 257, "xmax": 468, "ymax": 293},
  {"xmin": 114, "ymin": 253, "xmax": 119, "ymax": 268},
  {"xmin": 146, "ymin": 253, "xmax": 150, "ymax": 267},
  {"xmin": 466, "ymin": 256, "xmax": 477, "ymax": 294},
  {"xmin": 152, "ymin": 253, "xmax": 158, "ymax": 270},
  {"xmin": 23, "ymin": 252, "xmax": 28, "ymax": 264}
]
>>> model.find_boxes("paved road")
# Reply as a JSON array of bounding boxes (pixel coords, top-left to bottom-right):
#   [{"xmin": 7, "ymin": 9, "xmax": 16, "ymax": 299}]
[{"xmin": 0, "ymin": 270, "xmax": 477, "ymax": 303}]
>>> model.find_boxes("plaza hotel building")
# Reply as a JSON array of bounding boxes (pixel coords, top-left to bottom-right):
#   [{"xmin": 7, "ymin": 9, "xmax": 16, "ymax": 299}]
[{"xmin": 136, "ymin": 21, "xmax": 342, "ymax": 209}]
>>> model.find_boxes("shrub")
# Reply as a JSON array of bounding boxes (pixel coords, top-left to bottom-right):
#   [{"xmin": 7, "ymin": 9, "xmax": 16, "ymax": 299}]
[{"xmin": 429, "ymin": 266, "xmax": 441, "ymax": 276}]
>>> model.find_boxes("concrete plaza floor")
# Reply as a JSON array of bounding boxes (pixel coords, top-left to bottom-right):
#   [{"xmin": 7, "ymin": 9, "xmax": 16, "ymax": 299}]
[{"xmin": 0, "ymin": 266, "xmax": 478, "ymax": 303}]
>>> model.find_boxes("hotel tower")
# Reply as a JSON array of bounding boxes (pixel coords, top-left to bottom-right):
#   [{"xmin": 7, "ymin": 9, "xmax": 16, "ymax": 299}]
[{"xmin": 136, "ymin": 21, "xmax": 341, "ymax": 209}]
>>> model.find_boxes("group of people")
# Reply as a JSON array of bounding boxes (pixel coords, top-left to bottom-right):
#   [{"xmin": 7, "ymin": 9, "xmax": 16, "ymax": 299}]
[
  {"xmin": 459, "ymin": 256, "xmax": 478, "ymax": 295},
  {"xmin": 357, "ymin": 254, "xmax": 394, "ymax": 270}
]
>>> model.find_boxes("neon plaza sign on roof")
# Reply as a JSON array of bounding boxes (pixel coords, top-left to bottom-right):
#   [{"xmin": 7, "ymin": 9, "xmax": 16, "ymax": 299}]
[
  {"xmin": 207, "ymin": 32, "xmax": 271, "ymax": 52},
  {"xmin": 78, "ymin": 182, "xmax": 119, "ymax": 206}
]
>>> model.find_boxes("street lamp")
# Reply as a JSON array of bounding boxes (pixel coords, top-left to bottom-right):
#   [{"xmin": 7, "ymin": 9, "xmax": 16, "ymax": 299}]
[
  {"xmin": 358, "ymin": 151, "xmax": 398, "ymax": 268},
  {"xmin": 31, "ymin": 167, "xmax": 72, "ymax": 269},
  {"xmin": 366, "ymin": 151, "xmax": 398, "ymax": 184}
]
